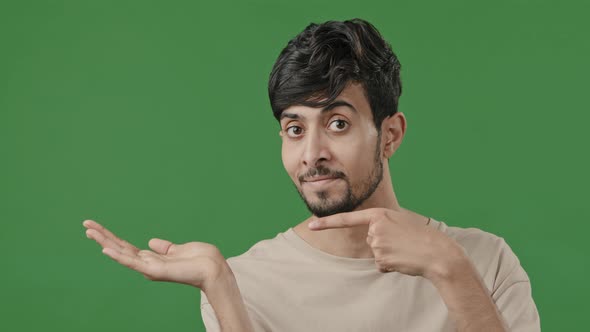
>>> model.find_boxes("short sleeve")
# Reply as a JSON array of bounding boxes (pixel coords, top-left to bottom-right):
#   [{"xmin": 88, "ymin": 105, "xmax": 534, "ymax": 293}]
[{"xmin": 491, "ymin": 238, "xmax": 541, "ymax": 332}]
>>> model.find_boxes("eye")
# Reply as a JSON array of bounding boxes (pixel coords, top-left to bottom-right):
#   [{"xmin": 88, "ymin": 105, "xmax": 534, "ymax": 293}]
[
  {"xmin": 286, "ymin": 125, "xmax": 304, "ymax": 137},
  {"xmin": 328, "ymin": 119, "xmax": 349, "ymax": 132}
]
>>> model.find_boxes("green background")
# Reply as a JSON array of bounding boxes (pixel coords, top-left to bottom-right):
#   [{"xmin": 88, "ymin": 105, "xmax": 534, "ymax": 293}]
[{"xmin": 1, "ymin": 0, "xmax": 587, "ymax": 330}]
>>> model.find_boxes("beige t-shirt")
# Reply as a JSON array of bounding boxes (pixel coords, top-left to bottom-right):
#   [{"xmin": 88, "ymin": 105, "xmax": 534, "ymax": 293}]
[{"xmin": 200, "ymin": 217, "xmax": 540, "ymax": 331}]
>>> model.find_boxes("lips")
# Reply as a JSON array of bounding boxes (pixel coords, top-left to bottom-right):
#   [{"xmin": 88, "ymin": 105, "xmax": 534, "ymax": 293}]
[
  {"xmin": 304, "ymin": 176, "xmax": 339, "ymax": 182},
  {"xmin": 302, "ymin": 176, "xmax": 342, "ymax": 189}
]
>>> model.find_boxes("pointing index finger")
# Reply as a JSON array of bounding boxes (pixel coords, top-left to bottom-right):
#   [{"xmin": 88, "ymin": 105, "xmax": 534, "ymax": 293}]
[{"xmin": 308, "ymin": 210, "xmax": 372, "ymax": 230}]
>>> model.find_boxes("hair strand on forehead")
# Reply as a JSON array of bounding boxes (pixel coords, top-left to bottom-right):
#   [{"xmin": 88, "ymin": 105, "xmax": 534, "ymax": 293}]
[{"xmin": 268, "ymin": 18, "xmax": 402, "ymax": 132}]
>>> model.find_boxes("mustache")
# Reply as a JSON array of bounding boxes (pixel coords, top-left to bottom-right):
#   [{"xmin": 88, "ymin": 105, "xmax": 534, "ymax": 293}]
[{"xmin": 298, "ymin": 165, "xmax": 346, "ymax": 183}]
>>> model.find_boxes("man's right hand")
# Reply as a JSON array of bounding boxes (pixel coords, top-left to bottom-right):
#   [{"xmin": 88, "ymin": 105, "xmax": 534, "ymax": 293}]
[{"xmin": 83, "ymin": 219, "xmax": 230, "ymax": 292}]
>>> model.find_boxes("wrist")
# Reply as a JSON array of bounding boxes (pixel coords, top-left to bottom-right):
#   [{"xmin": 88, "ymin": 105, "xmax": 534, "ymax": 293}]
[
  {"xmin": 202, "ymin": 272, "xmax": 238, "ymax": 304},
  {"xmin": 199, "ymin": 259, "xmax": 235, "ymax": 293},
  {"xmin": 426, "ymin": 242, "xmax": 471, "ymax": 285}
]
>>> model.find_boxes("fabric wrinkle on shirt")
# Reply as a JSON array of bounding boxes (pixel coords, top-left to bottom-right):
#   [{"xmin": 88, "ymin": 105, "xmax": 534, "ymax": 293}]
[{"xmin": 200, "ymin": 217, "xmax": 541, "ymax": 332}]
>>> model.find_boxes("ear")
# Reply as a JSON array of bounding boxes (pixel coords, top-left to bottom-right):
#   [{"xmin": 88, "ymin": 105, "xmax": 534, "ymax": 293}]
[{"xmin": 381, "ymin": 112, "xmax": 407, "ymax": 159}]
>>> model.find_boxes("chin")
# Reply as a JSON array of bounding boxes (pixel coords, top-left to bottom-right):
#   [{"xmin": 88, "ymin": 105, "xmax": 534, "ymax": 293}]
[{"xmin": 307, "ymin": 196, "xmax": 353, "ymax": 217}]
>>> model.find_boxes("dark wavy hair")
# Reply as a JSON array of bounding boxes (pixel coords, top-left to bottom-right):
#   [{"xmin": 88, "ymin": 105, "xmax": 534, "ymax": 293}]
[{"xmin": 268, "ymin": 18, "xmax": 402, "ymax": 131}]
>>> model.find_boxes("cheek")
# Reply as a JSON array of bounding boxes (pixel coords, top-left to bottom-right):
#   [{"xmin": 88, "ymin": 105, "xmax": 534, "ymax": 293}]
[
  {"xmin": 281, "ymin": 143, "xmax": 298, "ymax": 180},
  {"xmin": 334, "ymin": 135, "xmax": 378, "ymax": 175},
  {"xmin": 334, "ymin": 137, "xmax": 366, "ymax": 163}
]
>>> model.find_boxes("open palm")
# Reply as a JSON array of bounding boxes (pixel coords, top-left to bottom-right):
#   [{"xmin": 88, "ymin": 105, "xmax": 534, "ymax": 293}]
[{"xmin": 83, "ymin": 219, "xmax": 228, "ymax": 290}]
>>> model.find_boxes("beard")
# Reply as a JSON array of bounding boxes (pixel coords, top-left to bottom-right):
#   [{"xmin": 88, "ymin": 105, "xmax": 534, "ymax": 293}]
[{"xmin": 294, "ymin": 133, "xmax": 384, "ymax": 218}]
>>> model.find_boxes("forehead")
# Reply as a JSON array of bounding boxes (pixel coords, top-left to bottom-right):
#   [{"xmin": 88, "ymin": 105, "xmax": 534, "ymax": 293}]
[{"xmin": 280, "ymin": 81, "xmax": 372, "ymax": 121}]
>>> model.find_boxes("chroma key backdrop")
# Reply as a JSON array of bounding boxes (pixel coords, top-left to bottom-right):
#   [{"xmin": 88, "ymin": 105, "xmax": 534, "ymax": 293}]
[{"xmin": 1, "ymin": 0, "xmax": 588, "ymax": 331}]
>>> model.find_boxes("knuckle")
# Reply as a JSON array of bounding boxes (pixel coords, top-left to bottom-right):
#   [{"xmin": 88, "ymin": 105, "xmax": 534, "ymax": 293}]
[
  {"xmin": 381, "ymin": 266, "xmax": 394, "ymax": 273},
  {"xmin": 375, "ymin": 259, "xmax": 394, "ymax": 273},
  {"xmin": 372, "ymin": 238, "xmax": 383, "ymax": 248},
  {"xmin": 372, "ymin": 222, "xmax": 384, "ymax": 233},
  {"xmin": 375, "ymin": 257, "xmax": 384, "ymax": 266},
  {"xmin": 167, "ymin": 244, "xmax": 176, "ymax": 255}
]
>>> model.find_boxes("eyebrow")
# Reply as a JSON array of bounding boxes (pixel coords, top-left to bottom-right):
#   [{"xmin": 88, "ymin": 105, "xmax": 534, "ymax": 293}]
[{"xmin": 279, "ymin": 100, "xmax": 358, "ymax": 121}]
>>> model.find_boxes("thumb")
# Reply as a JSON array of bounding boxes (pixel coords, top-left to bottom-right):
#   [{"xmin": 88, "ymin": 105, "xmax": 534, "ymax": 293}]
[{"xmin": 148, "ymin": 238, "xmax": 174, "ymax": 255}]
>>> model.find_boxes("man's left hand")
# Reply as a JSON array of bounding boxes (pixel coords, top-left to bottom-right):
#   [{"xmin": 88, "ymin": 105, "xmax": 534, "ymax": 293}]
[{"xmin": 308, "ymin": 208, "xmax": 468, "ymax": 281}]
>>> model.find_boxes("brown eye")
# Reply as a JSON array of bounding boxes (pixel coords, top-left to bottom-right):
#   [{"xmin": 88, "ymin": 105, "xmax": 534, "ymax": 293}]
[
  {"xmin": 329, "ymin": 119, "xmax": 348, "ymax": 131},
  {"xmin": 286, "ymin": 126, "xmax": 303, "ymax": 137}
]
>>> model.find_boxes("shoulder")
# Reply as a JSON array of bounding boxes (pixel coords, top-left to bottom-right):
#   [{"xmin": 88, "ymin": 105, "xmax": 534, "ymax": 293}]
[
  {"xmin": 437, "ymin": 220, "xmax": 530, "ymax": 290},
  {"xmin": 444, "ymin": 223, "xmax": 507, "ymax": 257},
  {"xmin": 437, "ymin": 221, "xmax": 540, "ymax": 329},
  {"xmin": 224, "ymin": 229, "xmax": 298, "ymax": 272}
]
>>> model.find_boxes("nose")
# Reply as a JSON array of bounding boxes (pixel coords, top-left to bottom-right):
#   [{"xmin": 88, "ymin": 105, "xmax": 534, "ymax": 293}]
[{"xmin": 301, "ymin": 128, "xmax": 331, "ymax": 167}]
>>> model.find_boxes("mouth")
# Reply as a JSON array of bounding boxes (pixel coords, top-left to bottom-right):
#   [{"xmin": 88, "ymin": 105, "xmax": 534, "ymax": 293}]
[{"xmin": 303, "ymin": 176, "xmax": 341, "ymax": 187}]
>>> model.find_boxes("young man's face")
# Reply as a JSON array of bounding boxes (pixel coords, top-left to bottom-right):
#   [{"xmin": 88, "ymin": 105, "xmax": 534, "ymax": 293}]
[{"xmin": 279, "ymin": 81, "xmax": 385, "ymax": 217}]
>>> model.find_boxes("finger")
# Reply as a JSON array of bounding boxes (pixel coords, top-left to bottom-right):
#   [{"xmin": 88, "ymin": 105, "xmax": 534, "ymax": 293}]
[
  {"xmin": 87, "ymin": 228, "xmax": 137, "ymax": 256},
  {"xmin": 102, "ymin": 247, "xmax": 150, "ymax": 274},
  {"xmin": 308, "ymin": 210, "xmax": 373, "ymax": 230},
  {"xmin": 83, "ymin": 220, "xmax": 139, "ymax": 252},
  {"xmin": 148, "ymin": 238, "xmax": 174, "ymax": 255},
  {"xmin": 137, "ymin": 249, "xmax": 162, "ymax": 260},
  {"xmin": 83, "ymin": 220, "xmax": 133, "ymax": 248}
]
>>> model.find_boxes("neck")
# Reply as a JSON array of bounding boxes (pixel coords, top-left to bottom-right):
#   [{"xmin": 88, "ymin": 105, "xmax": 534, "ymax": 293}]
[{"xmin": 292, "ymin": 164, "xmax": 429, "ymax": 259}]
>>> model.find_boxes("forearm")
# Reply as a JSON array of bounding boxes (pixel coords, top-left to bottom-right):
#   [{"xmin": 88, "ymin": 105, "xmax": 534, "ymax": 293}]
[
  {"xmin": 203, "ymin": 269, "xmax": 255, "ymax": 332},
  {"xmin": 430, "ymin": 251, "xmax": 508, "ymax": 332}
]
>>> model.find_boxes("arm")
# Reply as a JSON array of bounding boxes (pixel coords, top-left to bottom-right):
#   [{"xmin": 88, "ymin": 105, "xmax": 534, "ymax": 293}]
[
  {"xmin": 428, "ymin": 249, "xmax": 509, "ymax": 332},
  {"xmin": 308, "ymin": 209, "xmax": 539, "ymax": 331},
  {"xmin": 201, "ymin": 265, "xmax": 255, "ymax": 332},
  {"xmin": 428, "ymin": 237, "xmax": 540, "ymax": 332},
  {"xmin": 83, "ymin": 219, "xmax": 255, "ymax": 332}
]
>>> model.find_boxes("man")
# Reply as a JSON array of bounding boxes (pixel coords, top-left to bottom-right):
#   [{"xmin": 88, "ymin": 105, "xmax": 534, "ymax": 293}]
[{"xmin": 84, "ymin": 18, "xmax": 540, "ymax": 332}]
